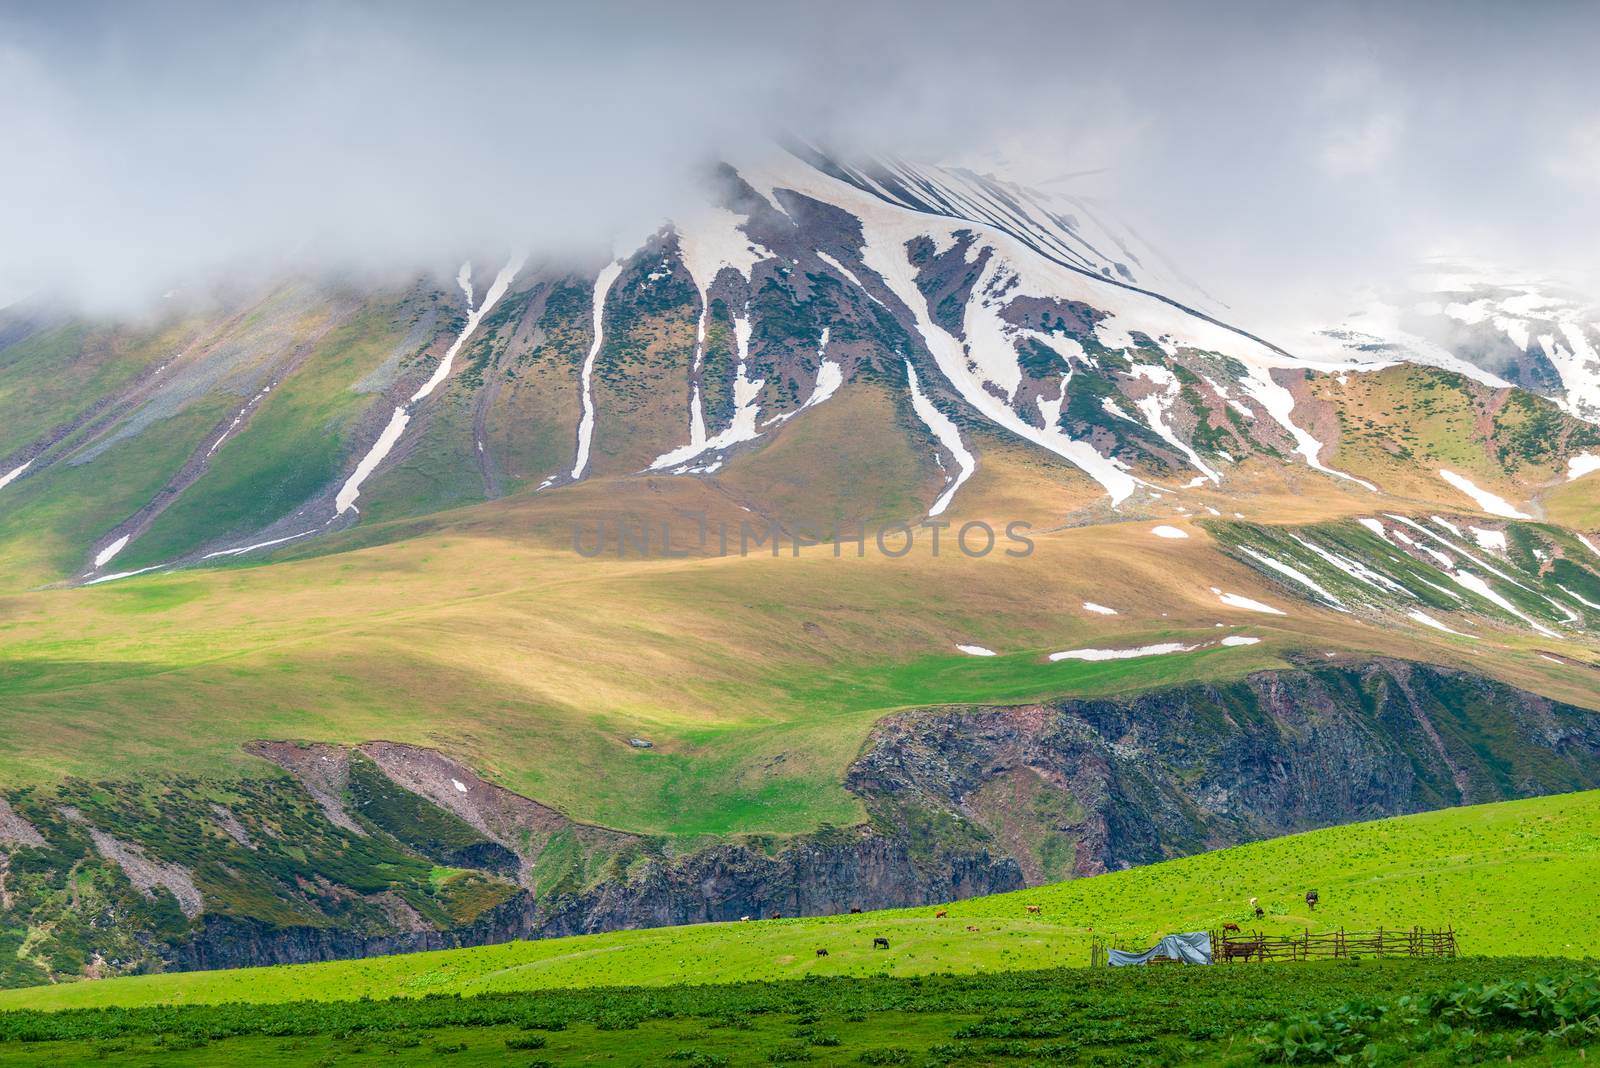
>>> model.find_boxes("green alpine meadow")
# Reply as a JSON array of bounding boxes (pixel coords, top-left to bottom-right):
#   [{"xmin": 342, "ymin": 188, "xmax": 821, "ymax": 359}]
[{"xmin": 2, "ymin": 3, "xmax": 1599, "ymax": 1065}]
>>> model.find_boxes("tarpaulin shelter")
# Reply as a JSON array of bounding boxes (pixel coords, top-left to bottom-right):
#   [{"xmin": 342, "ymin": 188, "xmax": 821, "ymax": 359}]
[{"xmin": 1106, "ymin": 931, "xmax": 1212, "ymax": 966}]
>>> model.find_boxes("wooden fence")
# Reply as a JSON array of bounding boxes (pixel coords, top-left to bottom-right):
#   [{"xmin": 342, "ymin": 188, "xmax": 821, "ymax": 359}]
[
  {"xmin": 1215, "ymin": 925, "xmax": 1457, "ymax": 963},
  {"xmin": 1091, "ymin": 926, "xmax": 1456, "ymax": 966}
]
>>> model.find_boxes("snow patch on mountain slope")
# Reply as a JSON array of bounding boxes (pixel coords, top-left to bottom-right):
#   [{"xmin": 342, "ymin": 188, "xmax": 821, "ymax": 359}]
[
  {"xmin": 741, "ymin": 152, "xmax": 1383, "ymax": 503},
  {"xmin": 201, "ymin": 530, "xmax": 315, "ymax": 560},
  {"xmin": 335, "ymin": 407, "xmax": 410, "ymax": 515},
  {"xmin": 1211, "ymin": 586, "xmax": 1288, "ymax": 615},
  {"xmin": 1408, "ymin": 610, "xmax": 1469, "ymax": 636},
  {"xmin": 93, "ymin": 535, "xmax": 130, "ymax": 568},
  {"xmin": 955, "ymin": 644, "xmax": 996, "ymax": 656},
  {"xmin": 337, "ymin": 256, "xmax": 523, "ymax": 516},
  {"xmin": 1449, "ymin": 570, "xmax": 1557, "ymax": 637},
  {"xmin": 1241, "ymin": 546, "xmax": 1344, "ymax": 604},
  {"xmin": 1150, "ymin": 525, "xmax": 1188, "ymax": 539},
  {"xmin": 650, "ymin": 313, "xmax": 768, "ymax": 471},
  {"xmin": 572, "ymin": 259, "xmax": 625, "ymax": 480},
  {"xmin": 1560, "ymin": 584, "xmax": 1600, "ymax": 610},
  {"xmin": 1049, "ymin": 642, "xmax": 1195, "ymax": 661},
  {"xmin": 1569, "ymin": 453, "xmax": 1600, "ymax": 480},
  {"xmin": 84, "ymin": 565, "xmax": 162, "ymax": 586},
  {"xmin": 1438, "ymin": 470, "xmax": 1531, "ymax": 519},
  {"xmin": 410, "ymin": 257, "xmax": 524, "ymax": 405},
  {"xmin": 0, "ymin": 460, "xmax": 32, "ymax": 490},
  {"xmin": 761, "ymin": 328, "xmax": 840, "ymax": 429},
  {"xmin": 674, "ymin": 209, "xmax": 775, "ymax": 452},
  {"xmin": 207, "ymin": 383, "xmax": 273, "ymax": 457},
  {"xmin": 904, "ymin": 360, "xmax": 975, "ymax": 517},
  {"xmin": 1129, "ymin": 363, "xmax": 1220, "ymax": 483},
  {"xmin": 1468, "ymin": 526, "xmax": 1508, "ymax": 553},
  {"xmin": 1306, "ymin": 264, "xmax": 1600, "ymax": 423}
]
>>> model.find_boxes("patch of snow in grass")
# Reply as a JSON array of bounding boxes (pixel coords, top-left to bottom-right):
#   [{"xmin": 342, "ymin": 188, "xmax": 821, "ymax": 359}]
[
  {"xmin": 201, "ymin": 530, "xmax": 315, "ymax": 560},
  {"xmin": 956, "ymin": 644, "xmax": 997, "ymax": 656},
  {"xmin": 93, "ymin": 535, "xmax": 130, "ymax": 568},
  {"xmin": 1558, "ymin": 584, "xmax": 1600, "ymax": 610},
  {"xmin": 1438, "ymin": 470, "xmax": 1531, "ymax": 519},
  {"xmin": 451, "ymin": 778, "xmax": 468, "ymax": 793},
  {"xmin": 1568, "ymin": 453, "xmax": 1600, "ymax": 481},
  {"xmin": 1049, "ymin": 642, "xmax": 1195, "ymax": 661},
  {"xmin": 1289, "ymin": 536, "xmax": 1412, "ymax": 598},
  {"xmin": 1407, "ymin": 610, "xmax": 1469, "ymax": 636},
  {"xmin": 1151, "ymin": 525, "xmax": 1188, "ymax": 539},
  {"xmin": 1236, "ymin": 547, "xmax": 1343, "ymax": 609},
  {"xmin": 0, "ymin": 460, "xmax": 34, "ymax": 490},
  {"xmin": 1431, "ymin": 516, "xmax": 1464, "ymax": 537},
  {"xmin": 84, "ymin": 565, "xmax": 162, "ymax": 586},
  {"xmin": 1081, "ymin": 602, "xmax": 1118, "ymax": 615},
  {"xmin": 1220, "ymin": 635, "xmax": 1261, "ymax": 646},
  {"xmin": 1449, "ymin": 570, "xmax": 1557, "ymax": 637},
  {"xmin": 1210, "ymin": 586, "xmax": 1288, "ymax": 615},
  {"xmin": 1577, "ymin": 533, "xmax": 1600, "ymax": 559},
  {"xmin": 1357, "ymin": 517, "xmax": 1388, "ymax": 540},
  {"xmin": 1468, "ymin": 526, "xmax": 1507, "ymax": 552}
]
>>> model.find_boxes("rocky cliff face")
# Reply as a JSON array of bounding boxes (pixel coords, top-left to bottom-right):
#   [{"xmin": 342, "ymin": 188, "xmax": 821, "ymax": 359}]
[
  {"xmin": 852, "ymin": 657, "xmax": 1600, "ymax": 882},
  {"xmin": 5, "ymin": 657, "xmax": 1599, "ymax": 983}
]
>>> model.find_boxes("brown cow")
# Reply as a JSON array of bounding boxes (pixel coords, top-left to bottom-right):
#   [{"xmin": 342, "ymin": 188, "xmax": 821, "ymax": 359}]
[
  {"xmin": 1026, "ymin": 905, "xmax": 1042, "ymax": 914},
  {"xmin": 769, "ymin": 910, "xmax": 782, "ymax": 920},
  {"xmin": 966, "ymin": 925, "xmax": 980, "ymax": 932},
  {"xmin": 1221, "ymin": 922, "xmax": 1241, "ymax": 932},
  {"xmin": 935, "ymin": 909, "xmax": 947, "ymax": 918},
  {"xmin": 1224, "ymin": 939, "xmax": 1262, "ymax": 963},
  {"xmin": 849, "ymin": 907, "xmax": 862, "ymax": 914}
]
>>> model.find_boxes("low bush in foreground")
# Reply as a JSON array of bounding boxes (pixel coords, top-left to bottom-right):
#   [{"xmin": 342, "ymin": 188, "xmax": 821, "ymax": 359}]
[
  {"xmin": 1256, "ymin": 971, "xmax": 1600, "ymax": 1064},
  {"xmin": 0, "ymin": 958, "xmax": 1596, "ymax": 1064}
]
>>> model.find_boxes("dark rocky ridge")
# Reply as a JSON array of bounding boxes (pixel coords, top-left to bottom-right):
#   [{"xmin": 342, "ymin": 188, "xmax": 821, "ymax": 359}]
[{"xmin": 4, "ymin": 657, "xmax": 1598, "ymax": 982}]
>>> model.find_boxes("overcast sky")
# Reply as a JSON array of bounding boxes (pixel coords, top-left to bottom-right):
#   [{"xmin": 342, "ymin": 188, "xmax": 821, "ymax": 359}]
[{"xmin": 2, "ymin": 0, "xmax": 1597, "ymax": 325}]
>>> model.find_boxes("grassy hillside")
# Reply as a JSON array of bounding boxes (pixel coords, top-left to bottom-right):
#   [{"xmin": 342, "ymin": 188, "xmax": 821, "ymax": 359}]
[
  {"xmin": 2, "ymin": 442, "xmax": 1595, "ymax": 840},
  {"xmin": 3, "ymin": 790, "xmax": 1594, "ymax": 1011}
]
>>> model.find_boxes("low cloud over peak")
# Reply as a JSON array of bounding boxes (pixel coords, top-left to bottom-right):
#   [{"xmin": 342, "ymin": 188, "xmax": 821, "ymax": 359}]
[{"xmin": 2, "ymin": 0, "xmax": 1596, "ymax": 319}]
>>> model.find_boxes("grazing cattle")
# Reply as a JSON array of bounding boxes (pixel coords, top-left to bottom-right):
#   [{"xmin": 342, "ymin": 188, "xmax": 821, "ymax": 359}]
[
  {"xmin": 1305, "ymin": 889, "xmax": 1319, "ymax": 910},
  {"xmin": 849, "ymin": 907, "xmax": 862, "ymax": 914},
  {"xmin": 769, "ymin": 910, "xmax": 782, "ymax": 920},
  {"xmin": 1026, "ymin": 905, "xmax": 1042, "ymax": 914},
  {"xmin": 935, "ymin": 909, "xmax": 947, "ymax": 918},
  {"xmin": 966, "ymin": 925, "xmax": 980, "ymax": 932},
  {"xmin": 739, "ymin": 915, "xmax": 751, "ymax": 922},
  {"xmin": 1221, "ymin": 922, "xmax": 1241, "ymax": 932},
  {"xmin": 816, "ymin": 948, "xmax": 829, "ymax": 957},
  {"xmin": 1224, "ymin": 939, "xmax": 1262, "ymax": 963},
  {"xmin": 1254, "ymin": 906, "xmax": 1265, "ymax": 919},
  {"xmin": 872, "ymin": 937, "xmax": 890, "ymax": 950}
]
